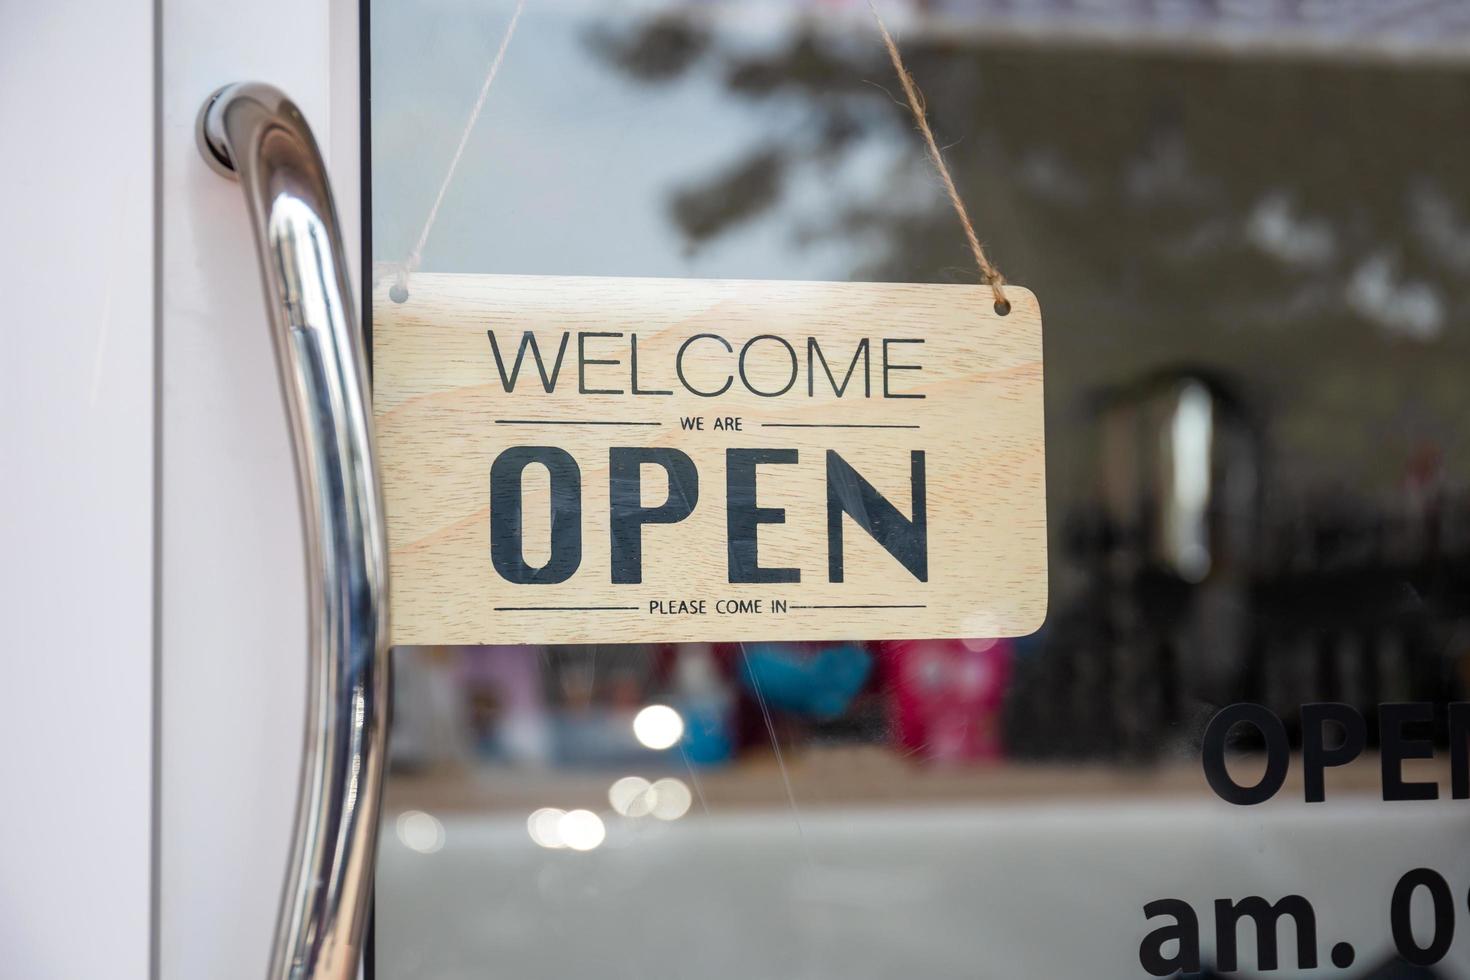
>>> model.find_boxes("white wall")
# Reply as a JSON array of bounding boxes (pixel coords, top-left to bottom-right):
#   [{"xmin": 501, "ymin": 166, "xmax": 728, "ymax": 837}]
[{"xmin": 0, "ymin": 3, "xmax": 157, "ymax": 979}]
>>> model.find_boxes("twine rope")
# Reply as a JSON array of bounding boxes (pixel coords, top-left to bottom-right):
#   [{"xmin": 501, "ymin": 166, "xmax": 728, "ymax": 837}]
[
  {"xmin": 394, "ymin": 0, "xmax": 527, "ymax": 301},
  {"xmin": 869, "ymin": 1, "xmax": 1009, "ymax": 313}
]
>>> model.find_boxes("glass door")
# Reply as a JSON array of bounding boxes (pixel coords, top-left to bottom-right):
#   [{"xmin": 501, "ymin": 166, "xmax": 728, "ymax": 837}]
[{"xmin": 366, "ymin": 3, "xmax": 1470, "ymax": 976}]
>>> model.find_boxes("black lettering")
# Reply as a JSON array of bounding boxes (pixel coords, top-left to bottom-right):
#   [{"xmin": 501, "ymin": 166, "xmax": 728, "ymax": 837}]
[
  {"xmin": 739, "ymin": 335, "xmax": 798, "ymax": 398},
  {"xmin": 609, "ymin": 448, "xmax": 699, "ymax": 585},
  {"xmin": 1380, "ymin": 702, "xmax": 1439, "ymax": 801},
  {"xmin": 676, "ymin": 333, "xmax": 733, "ymax": 398},
  {"xmin": 1201, "ymin": 703, "xmax": 1289, "ymax": 805},
  {"xmin": 1301, "ymin": 702, "xmax": 1365, "ymax": 803},
  {"xmin": 578, "ymin": 331, "xmax": 624, "ymax": 395},
  {"xmin": 726, "ymin": 449, "xmax": 800, "ymax": 584},
  {"xmin": 826, "ymin": 450, "xmax": 927, "ymax": 582},
  {"xmin": 489, "ymin": 446, "xmax": 581, "ymax": 584},
  {"xmin": 1139, "ymin": 900, "xmax": 1200, "ymax": 977},
  {"xmin": 630, "ymin": 334, "xmax": 672, "ymax": 396},
  {"xmin": 487, "ymin": 330, "xmax": 570, "ymax": 392},
  {"xmin": 1215, "ymin": 895, "xmax": 1317, "ymax": 972},
  {"xmin": 807, "ymin": 337, "xmax": 871, "ymax": 398},
  {"xmin": 1392, "ymin": 869, "xmax": 1454, "ymax": 965},
  {"xmin": 881, "ymin": 338, "xmax": 925, "ymax": 399},
  {"xmin": 1451, "ymin": 702, "xmax": 1470, "ymax": 799}
]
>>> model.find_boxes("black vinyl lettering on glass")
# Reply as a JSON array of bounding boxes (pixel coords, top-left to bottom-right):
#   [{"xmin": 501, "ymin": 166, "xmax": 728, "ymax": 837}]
[
  {"xmin": 489, "ymin": 446, "xmax": 582, "ymax": 585},
  {"xmin": 1214, "ymin": 896, "xmax": 1317, "ymax": 972},
  {"xmin": 1139, "ymin": 900, "xmax": 1201, "ymax": 977},
  {"xmin": 1301, "ymin": 702, "xmax": 1366, "ymax": 804},
  {"xmin": 1381, "ymin": 701, "xmax": 1439, "ymax": 801},
  {"xmin": 1391, "ymin": 869, "xmax": 1454, "ymax": 965},
  {"xmin": 1201, "ymin": 703, "xmax": 1289, "ymax": 805},
  {"xmin": 609, "ymin": 447, "xmax": 699, "ymax": 584},
  {"xmin": 1451, "ymin": 702, "xmax": 1470, "ymax": 799}
]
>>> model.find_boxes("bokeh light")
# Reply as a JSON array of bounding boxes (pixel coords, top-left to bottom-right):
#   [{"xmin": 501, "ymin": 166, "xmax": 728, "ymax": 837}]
[
  {"xmin": 396, "ymin": 810, "xmax": 446, "ymax": 854},
  {"xmin": 527, "ymin": 807, "xmax": 567, "ymax": 849},
  {"xmin": 608, "ymin": 775, "xmax": 656, "ymax": 817},
  {"xmin": 558, "ymin": 809, "xmax": 607, "ymax": 851},
  {"xmin": 632, "ymin": 704, "xmax": 685, "ymax": 750},
  {"xmin": 649, "ymin": 778, "xmax": 692, "ymax": 821}
]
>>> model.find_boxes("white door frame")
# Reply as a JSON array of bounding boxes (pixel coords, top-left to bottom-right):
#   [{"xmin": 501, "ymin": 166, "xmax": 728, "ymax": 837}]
[
  {"xmin": 158, "ymin": 0, "xmax": 364, "ymax": 978},
  {"xmin": 1, "ymin": 4, "xmax": 156, "ymax": 979},
  {"xmin": 2, "ymin": 2, "xmax": 367, "ymax": 979}
]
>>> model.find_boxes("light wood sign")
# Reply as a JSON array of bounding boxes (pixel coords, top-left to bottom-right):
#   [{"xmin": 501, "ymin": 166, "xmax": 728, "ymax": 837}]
[{"xmin": 374, "ymin": 274, "xmax": 1046, "ymax": 645}]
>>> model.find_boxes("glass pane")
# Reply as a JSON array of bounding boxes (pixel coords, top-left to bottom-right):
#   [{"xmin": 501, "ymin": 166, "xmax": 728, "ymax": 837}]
[{"xmin": 369, "ymin": 2, "xmax": 1470, "ymax": 976}]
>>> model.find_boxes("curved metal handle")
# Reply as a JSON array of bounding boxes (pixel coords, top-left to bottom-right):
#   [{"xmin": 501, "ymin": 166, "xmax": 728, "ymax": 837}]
[{"xmin": 198, "ymin": 82, "xmax": 389, "ymax": 980}]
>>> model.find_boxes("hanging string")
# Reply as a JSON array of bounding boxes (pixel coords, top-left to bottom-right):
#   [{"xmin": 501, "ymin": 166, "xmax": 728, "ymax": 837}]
[
  {"xmin": 392, "ymin": 0, "xmax": 527, "ymax": 303},
  {"xmin": 868, "ymin": 1, "xmax": 1010, "ymax": 315},
  {"xmin": 391, "ymin": 0, "xmax": 1006, "ymax": 312}
]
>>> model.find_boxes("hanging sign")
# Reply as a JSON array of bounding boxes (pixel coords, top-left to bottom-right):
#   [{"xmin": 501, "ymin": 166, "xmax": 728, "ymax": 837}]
[{"xmin": 374, "ymin": 273, "xmax": 1046, "ymax": 645}]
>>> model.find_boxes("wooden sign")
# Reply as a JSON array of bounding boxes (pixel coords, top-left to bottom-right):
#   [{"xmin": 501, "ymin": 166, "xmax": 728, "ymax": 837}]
[{"xmin": 374, "ymin": 274, "xmax": 1046, "ymax": 645}]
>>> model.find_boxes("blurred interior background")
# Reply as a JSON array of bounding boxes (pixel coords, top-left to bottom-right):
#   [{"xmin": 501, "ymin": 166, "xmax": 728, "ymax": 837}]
[{"xmin": 370, "ymin": 1, "xmax": 1470, "ymax": 976}]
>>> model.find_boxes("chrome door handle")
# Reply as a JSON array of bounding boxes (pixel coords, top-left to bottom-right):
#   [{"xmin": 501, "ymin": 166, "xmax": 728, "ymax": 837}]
[{"xmin": 197, "ymin": 82, "xmax": 389, "ymax": 980}]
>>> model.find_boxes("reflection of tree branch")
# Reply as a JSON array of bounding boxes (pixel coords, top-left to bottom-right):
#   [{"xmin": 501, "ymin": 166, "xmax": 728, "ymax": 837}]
[
  {"xmin": 670, "ymin": 148, "xmax": 786, "ymax": 245},
  {"xmin": 585, "ymin": 13, "xmax": 710, "ymax": 83},
  {"xmin": 725, "ymin": 31, "xmax": 875, "ymax": 98},
  {"xmin": 587, "ymin": 19, "xmax": 899, "ymax": 251},
  {"xmin": 586, "ymin": 9, "xmax": 1470, "ymax": 336}
]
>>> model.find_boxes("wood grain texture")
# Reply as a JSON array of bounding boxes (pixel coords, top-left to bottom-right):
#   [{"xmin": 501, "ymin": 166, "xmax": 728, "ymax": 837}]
[{"xmin": 374, "ymin": 273, "xmax": 1046, "ymax": 645}]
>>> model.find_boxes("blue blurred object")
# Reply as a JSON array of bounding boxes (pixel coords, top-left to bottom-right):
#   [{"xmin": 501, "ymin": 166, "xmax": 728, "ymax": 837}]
[
  {"xmin": 679, "ymin": 699, "xmax": 734, "ymax": 765},
  {"xmin": 674, "ymin": 643, "xmax": 735, "ymax": 766},
  {"xmin": 739, "ymin": 643, "xmax": 872, "ymax": 720}
]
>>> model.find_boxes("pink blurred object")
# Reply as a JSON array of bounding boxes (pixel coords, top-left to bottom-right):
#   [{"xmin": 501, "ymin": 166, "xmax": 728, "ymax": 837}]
[{"xmin": 881, "ymin": 637, "xmax": 1013, "ymax": 763}]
